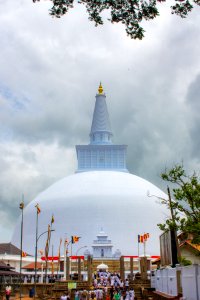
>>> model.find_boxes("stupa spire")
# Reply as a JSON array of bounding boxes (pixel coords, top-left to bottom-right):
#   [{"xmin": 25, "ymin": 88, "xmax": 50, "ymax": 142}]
[
  {"xmin": 98, "ymin": 82, "xmax": 103, "ymax": 94},
  {"xmin": 90, "ymin": 83, "xmax": 113, "ymax": 145},
  {"xmin": 75, "ymin": 85, "xmax": 128, "ymax": 173}
]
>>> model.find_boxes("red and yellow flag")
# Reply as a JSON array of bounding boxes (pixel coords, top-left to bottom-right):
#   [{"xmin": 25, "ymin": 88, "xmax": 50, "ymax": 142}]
[
  {"xmin": 71, "ymin": 236, "xmax": 80, "ymax": 244},
  {"xmin": 57, "ymin": 238, "xmax": 62, "ymax": 273},
  {"xmin": 58, "ymin": 238, "xmax": 62, "ymax": 260},
  {"xmin": 140, "ymin": 235, "xmax": 144, "ymax": 243},
  {"xmin": 38, "ymin": 249, "xmax": 44, "ymax": 256},
  {"xmin": 19, "ymin": 201, "xmax": 24, "ymax": 210},
  {"xmin": 22, "ymin": 251, "xmax": 27, "ymax": 257},
  {"xmin": 144, "ymin": 233, "xmax": 150, "ymax": 241},
  {"xmin": 51, "ymin": 215, "xmax": 54, "ymax": 224},
  {"xmin": 138, "ymin": 233, "xmax": 150, "ymax": 243},
  {"xmin": 35, "ymin": 203, "xmax": 41, "ymax": 214},
  {"xmin": 45, "ymin": 240, "xmax": 49, "ymax": 259}
]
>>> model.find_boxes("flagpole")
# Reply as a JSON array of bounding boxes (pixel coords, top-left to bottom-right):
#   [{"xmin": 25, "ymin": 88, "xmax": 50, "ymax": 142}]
[
  {"xmin": 143, "ymin": 233, "xmax": 146, "ymax": 257},
  {"xmin": 70, "ymin": 240, "xmax": 73, "ymax": 277},
  {"xmin": 64, "ymin": 240, "xmax": 66, "ymax": 280},
  {"xmin": 41, "ymin": 262, "xmax": 44, "ymax": 283},
  {"xmin": 137, "ymin": 235, "xmax": 140, "ymax": 257},
  {"xmin": 138, "ymin": 235, "xmax": 140, "ymax": 273},
  {"xmin": 57, "ymin": 243, "xmax": 59, "ymax": 275},
  {"xmin": 52, "ymin": 244, "xmax": 54, "ymax": 279},
  {"xmin": 57, "ymin": 238, "xmax": 62, "ymax": 275},
  {"xmin": 34, "ymin": 206, "xmax": 39, "ymax": 299},
  {"xmin": 19, "ymin": 196, "xmax": 24, "ymax": 300},
  {"xmin": 45, "ymin": 226, "xmax": 50, "ymax": 284}
]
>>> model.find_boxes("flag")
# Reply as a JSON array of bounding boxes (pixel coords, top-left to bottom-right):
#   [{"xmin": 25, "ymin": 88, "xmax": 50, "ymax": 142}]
[
  {"xmin": 138, "ymin": 234, "xmax": 144, "ymax": 243},
  {"xmin": 45, "ymin": 224, "xmax": 51, "ymax": 258},
  {"xmin": 71, "ymin": 236, "xmax": 80, "ymax": 243},
  {"xmin": 22, "ymin": 251, "xmax": 27, "ymax": 257},
  {"xmin": 35, "ymin": 203, "xmax": 41, "ymax": 214},
  {"xmin": 57, "ymin": 238, "xmax": 62, "ymax": 273},
  {"xmin": 45, "ymin": 240, "xmax": 49, "ymax": 259},
  {"xmin": 138, "ymin": 235, "xmax": 140, "ymax": 243},
  {"xmin": 51, "ymin": 215, "xmax": 54, "ymax": 224},
  {"xmin": 47, "ymin": 224, "xmax": 51, "ymax": 241},
  {"xmin": 58, "ymin": 238, "xmax": 62, "ymax": 259},
  {"xmin": 19, "ymin": 201, "xmax": 24, "ymax": 210},
  {"xmin": 38, "ymin": 249, "xmax": 44, "ymax": 256},
  {"xmin": 144, "ymin": 233, "xmax": 150, "ymax": 241}
]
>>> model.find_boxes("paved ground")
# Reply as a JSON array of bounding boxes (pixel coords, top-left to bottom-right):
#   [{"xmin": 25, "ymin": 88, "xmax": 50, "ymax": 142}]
[
  {"xmin": 10, "ymin": 295, "xmax": 37, "ymax": 300},
  {"xmin": 11, "ymin": 297, "xmax": 33, "ymax": 300}
]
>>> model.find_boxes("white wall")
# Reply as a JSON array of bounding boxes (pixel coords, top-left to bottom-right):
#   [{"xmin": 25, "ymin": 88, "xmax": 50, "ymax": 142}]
[
  {"xmin": 154, "ymin": 265, "xmax": 200, "ymax": 300},
  {"xmin": 181, "ymin": 265, "xmax": 199, "ymax": 300},
  {"xmin": 154, "ymin": 268, "xmax": 178, "ymax": 296},
  {"xmin": 181, "ymin": 248, "xmax": 200, "ymax": 265}
]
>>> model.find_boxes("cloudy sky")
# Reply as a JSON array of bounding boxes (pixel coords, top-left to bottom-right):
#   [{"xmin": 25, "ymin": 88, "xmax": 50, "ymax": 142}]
[{"xmin": 0, "ymin": 0, "xmax": 200, "ymax": 243}]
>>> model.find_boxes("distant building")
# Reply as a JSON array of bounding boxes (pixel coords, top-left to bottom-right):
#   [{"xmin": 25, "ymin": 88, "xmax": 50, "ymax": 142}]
[
  {"xmin": 0, "ymin": 243, "xmax": 33, "ymax": 272},
  {"xmin": 92, "ymin": 229, "xmax": 113, "ymax": 258},
  {"xmin": 178, "ymin": 233, "xmax": 200, "ymax": 265}
]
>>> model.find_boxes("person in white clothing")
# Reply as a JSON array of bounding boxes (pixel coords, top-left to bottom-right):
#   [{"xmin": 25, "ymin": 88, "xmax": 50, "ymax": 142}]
[
  {"xmin": 129, "ymin": 288, "xmax": 135, "ymax": 300},
  {"xmin": 125, "ymin": 279, "xmax": 129, "ymax": 290},
  {"xmin": 60, "ymin": 292, "xmax": 69, "ymax": 300},
  {"xmin": 125, "ymin": 290, "xmax": 130, "ymax": 300},
  {"xmin": 5, "ymin": 285, "xmax": 12, "ymax": 300},
  {"xmin": 119, "ymin": 280, "xmax": 124, "ymax": 289}
]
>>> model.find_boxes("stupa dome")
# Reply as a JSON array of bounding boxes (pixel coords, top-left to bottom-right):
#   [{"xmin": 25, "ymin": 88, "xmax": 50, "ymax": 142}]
[
  {"xmin": 12, "ymin": 84, "xmax": 168, "ymax": 256},
  {"xmin": 113, "ymin": 249, "xmax": 122, "ymax": 258},
  {"xmin": 84, "ymin": 249, "xmax": 91, "ymax": 258},
  {"xmin": 12, "ymin": 170, "xmax": 167, "ymax": 255}
]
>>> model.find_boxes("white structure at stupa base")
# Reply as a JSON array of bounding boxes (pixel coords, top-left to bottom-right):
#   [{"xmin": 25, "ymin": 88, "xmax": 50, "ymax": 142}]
[
  {"xmin": 92, "ymin": 229, "xmax": 113, "ymax": 258},
  {"xmin": 12, "ymin": 84, "xmax": 168, "ymax": 256},
  {"xmin": 97, "ymin": 263, "xmax": 109, "ymax": 271}
]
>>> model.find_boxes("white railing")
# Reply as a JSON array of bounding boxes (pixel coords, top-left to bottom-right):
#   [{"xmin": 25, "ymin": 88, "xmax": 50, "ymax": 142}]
[
  {"xmin": 181, "ymin": 265, "xmax": 199, "ymax": 300},
  {"xmin": 153, "ymin": 264, "xmax": 200, "ymax": 300}
]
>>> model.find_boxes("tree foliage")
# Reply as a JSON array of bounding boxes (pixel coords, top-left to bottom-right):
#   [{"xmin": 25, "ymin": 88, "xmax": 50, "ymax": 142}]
[
  {"xmin": 158, "ymin": 164, "xmax": 200, "ymax": 244},
  {"xmin": 179, "ymin": 256, "xmax": 192, "ymax": 266},
  {"xmin": 32, "ymin": 0, "xmax": 200, "ymax": 40}
]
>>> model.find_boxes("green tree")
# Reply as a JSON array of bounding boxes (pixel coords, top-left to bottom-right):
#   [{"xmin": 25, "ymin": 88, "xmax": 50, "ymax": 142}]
[
  {"xmin": 33, "ymin": 0, "xmax": 200, "ymax": 39},
  {"xmin": 158, "ymin": 164, "xmax": 200, "ymax": 244}
]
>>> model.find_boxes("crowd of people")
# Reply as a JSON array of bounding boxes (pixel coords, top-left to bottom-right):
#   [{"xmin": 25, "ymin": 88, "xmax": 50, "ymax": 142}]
[
  {"xmin": 93, "ymin": 271, "xmax": 130, "ymax": 289},
  {"xmin": 60, "ymin": 271, "xmax": 136, "ymax": 300},
  {"xmin": 63, "ymin": 287, "xmax": 136, "ymax": 300}
]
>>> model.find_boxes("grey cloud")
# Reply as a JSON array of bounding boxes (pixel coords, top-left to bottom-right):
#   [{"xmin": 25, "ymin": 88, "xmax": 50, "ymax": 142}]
[{"xmin": 186, "ymin": 74, "xmax": 200, "ymax": 159}]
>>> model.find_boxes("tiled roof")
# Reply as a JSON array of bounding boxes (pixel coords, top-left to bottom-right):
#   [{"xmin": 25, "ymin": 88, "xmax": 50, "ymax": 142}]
[
  {"xmin": 22, "ymin": 262, "xmax": 46, "ymax": 270},
  {"xmin": 179, "ymin": 240, "xmax": 200, "ymax": 252},
  {"xmin": 0, "ymin": 243, "xmax": 21, "ymax": 255},
  {"xmin": 0, "ymin": 270, "xmax": 19, "ymax": 276},
  {"xmin": 152, "ymin": 257, "xmax": 161, "ymax": 264},
  {"xmin": 0, "ymin": 243, "xmax": 31, "ymax": 256},
  {"xmin": 0, "ymin": 261, "xmax": 14, "ymax": 270}
]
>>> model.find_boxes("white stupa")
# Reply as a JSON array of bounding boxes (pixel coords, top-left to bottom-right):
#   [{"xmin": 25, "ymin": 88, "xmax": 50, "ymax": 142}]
[
  {"xmin": 12, "ymin": 84, "xmax": 168, "ymax": 255},
  {"xmin": 92, "ymin": 229, "xmax": 113, "ymax": 258}
]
